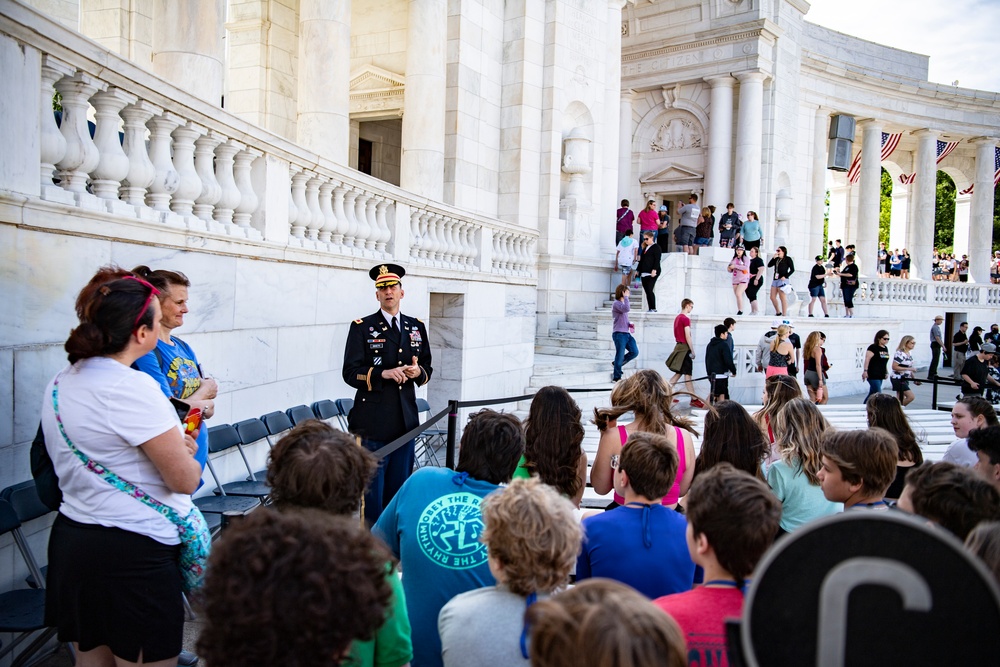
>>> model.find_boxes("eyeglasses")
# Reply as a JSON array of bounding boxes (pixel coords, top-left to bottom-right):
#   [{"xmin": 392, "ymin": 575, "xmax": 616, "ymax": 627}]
[
  {"xmin": 122, "ymin": 275, "xmax": 160, "ymax": 331},
  {"xmin": 881, "ymin": 336, "xmax": 890, "ymax": 341},
  {"xmin": 610, "ymin": 454, "xmax": 620, "ymax": 470}
]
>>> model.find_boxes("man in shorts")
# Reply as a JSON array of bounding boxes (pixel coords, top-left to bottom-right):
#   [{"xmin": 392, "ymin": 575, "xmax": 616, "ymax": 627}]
[
  {"xmin": 674, "ymin": 194, "xmax": 700, "ymax": 255},
  {"xmin": 665, "ymin": 299, "xmax": 705, "ymax": 407}
]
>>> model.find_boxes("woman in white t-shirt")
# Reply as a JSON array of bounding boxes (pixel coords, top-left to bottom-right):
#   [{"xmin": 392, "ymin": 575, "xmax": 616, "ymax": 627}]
[{"xmin": 41, "ymin": 267, "xmax": 202, "ymax": 667}]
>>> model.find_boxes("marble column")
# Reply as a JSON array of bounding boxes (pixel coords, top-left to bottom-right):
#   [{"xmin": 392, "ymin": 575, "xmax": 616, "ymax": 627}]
[
  {"xmin": 618, "ymin": 90, "xmax": 635, "ymax": 203},
  {"xmin": 909, "ymin": 129, "xmax": 938, "ymax": 281},
  {"xmin": 970, "ymin": 138, "xmax": 998, "ymax": 283},
  {"xmin": 810, "ymin": 108, "xmax": 829, "ymax": 256},
  {"xmin": 889, "ymin": 185, "xmax": 910, "ymax": 252},
  {"xmin": 603, "ymin": 0, "xmax": 626, "ymax": 254},
  {"xmin": 733, "ymin": 71, "xmax": 765, "ymax": 217},
  {"xmin": 856, "ymin": 119, "xmax": 883, "ymax": 274},
  {"xmin": 705, "ymin": 75, "xmax": 735, "ymax": 208},
  {"xmin": 297, "ymin": 0, "xmax": 351, "ymax": 163},
  {"xmin": 400, "ymin": 0, "xmax": 447, "ymax": 200},
  {"xmin": 152, "ymin": 0, "xmax": 225, "ymax": 104},
  {"xmin": 953, "ymin": 193, "xmax": 971, "ymax": 258}
]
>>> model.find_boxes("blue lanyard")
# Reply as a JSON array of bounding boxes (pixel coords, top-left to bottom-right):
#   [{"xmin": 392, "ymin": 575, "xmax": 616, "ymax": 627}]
[
  {"xmin": 703, "ymin": 579, "xmax": 748, "ymax": 594},
  {"xmin": 519, "ymin": 591, "xmax": 538, "ymax": 659}
]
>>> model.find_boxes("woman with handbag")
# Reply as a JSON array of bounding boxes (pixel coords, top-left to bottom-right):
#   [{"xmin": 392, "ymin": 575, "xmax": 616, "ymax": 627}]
[
  {"xmin": 767, "ymin": 246, "xmax": 795, "ymax": 316},
  {"xmin": 834, "ymin": 252, "xmax": 860, "ymax": 318},
  {"xmin": 40, "ymin": 266, "xmax": 206, "ymax": 667}
]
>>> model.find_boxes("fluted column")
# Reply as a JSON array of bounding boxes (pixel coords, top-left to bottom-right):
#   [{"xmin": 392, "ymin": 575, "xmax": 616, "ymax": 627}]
[
  {"xmin": 705, "ymin": 75, "xmax": 735, "ymax": 208},
  {"xmin": 400, "ymin": 0, "xmax": 447, "ymax": 200},
  {"xmin": 170, "ymin": 122, "xmax": 207, "ymax": 218},
  {"xmin": 733, "ymin": 71, "xmax": 766, "ymax": 217},
  {"xmin": 40, "ymin": 57, "xmax": 72, "ymax": 197},
  {"xmin": 297, "ymin": 0, "xmax": 351, "ymax": 163},
  {"xmin": 193, "ymin": 132, "xmax": 225, "ymax": 223},
  {"xmin": 618, "ymin": 90, "xmax": 635, "ymax": 202},
  {"xmin": 856, "ymin": 119, "xmax": 883, "ymax": 273},
  {"xmin": 145, "ymin": 111, "xmax": 183, "ymax": 211},
  {"xmin": 152, "ymin": 0, "xmax": 225, "ymax": 104},
  {"xmin": 909, "ymin": 129, "xmax": 938, "ymax": 280},
  {"xmin": 970, "ymin": 138, "xmax": 998, "ymax": 283},
  {"xmin": 810, "ymin": 108, "xmax": 829, "ymax": 257},
  {"xmin": 54, "ymin": 72, "xmax": 102, "ymax": 195},
  {"xmin": 89, "ymin": 87, "xmax": 136, "ymax": 211}
]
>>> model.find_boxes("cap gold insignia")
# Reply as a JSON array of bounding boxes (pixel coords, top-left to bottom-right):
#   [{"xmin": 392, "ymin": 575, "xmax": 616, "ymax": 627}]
[{"xmin": 379, "ymin": 265, "xmax": 389, "ymax": 276}]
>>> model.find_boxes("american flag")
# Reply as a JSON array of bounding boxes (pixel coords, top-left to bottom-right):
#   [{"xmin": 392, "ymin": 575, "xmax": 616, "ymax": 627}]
[
  {"xmin": 848, "ymin": 132, "xmax": 903, "ymax": 184},
  {"xmin": 899, "ymin": 173, "xmax": 916, "ymax": 185},
  {"xmin": 899, "ymin": 139, "xmax": 965, "ymax": 185},
  {"xmin": 959, "ymin": 146, "xmax": 1000, "ymax": 195}
]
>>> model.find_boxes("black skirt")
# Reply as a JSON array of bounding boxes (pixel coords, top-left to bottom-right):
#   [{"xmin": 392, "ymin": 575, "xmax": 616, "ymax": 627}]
[{"xmin": 45, "ymin": 513, "xmax": 184, "ymax": 662}]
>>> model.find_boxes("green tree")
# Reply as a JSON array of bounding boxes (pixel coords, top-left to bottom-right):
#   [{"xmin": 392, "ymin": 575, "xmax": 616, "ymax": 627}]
[
  {"xmin": 879, "ymin": 168, "xmax": 892, "ymax": 245},
  {"xmin": 934, "ymin": 171, "xmax": 956, "ymax": 252}
]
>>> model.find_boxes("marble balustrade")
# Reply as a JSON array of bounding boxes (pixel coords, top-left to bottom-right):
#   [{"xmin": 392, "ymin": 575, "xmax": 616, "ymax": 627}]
[
  {"xmin": 2, "ymin": 6, "xmax": 536, "ymax": 281},
  {"xmin": 826, "ymin": 278, "xmax": 997, "ymax": 307}
]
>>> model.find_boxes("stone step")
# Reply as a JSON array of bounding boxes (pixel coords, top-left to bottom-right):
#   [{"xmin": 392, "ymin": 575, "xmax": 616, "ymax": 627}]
[
  {"xmin": 566, "ymin": 312, "xmax": 606, "ymax": 324},
  {"xmin": 528, "ymin": 370, "xmax": 615, "ymax": 388},
  {"xmin": 549, "ymin": 328, "xmax": 600, "ymax": 340},
  {"xmin": 535, "ymin": 345, "xmax": 613, "ymax": 358},
  {"xmin": 536, "ymin": 336, "xmax": 612, "ymax": 351},
  {"xmin": 559, "ymin": 318, "xmax": 602, "ymax": 330}
]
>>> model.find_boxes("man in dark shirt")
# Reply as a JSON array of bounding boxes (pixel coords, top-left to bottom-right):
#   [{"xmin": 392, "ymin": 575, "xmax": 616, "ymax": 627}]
[
  {"xmin": 961, "ymin": 344, "xmax": 999, "ymax": 397},
  {"xmin": 953, "ymin": 321, "xmax": 970, "ymax": 381}
]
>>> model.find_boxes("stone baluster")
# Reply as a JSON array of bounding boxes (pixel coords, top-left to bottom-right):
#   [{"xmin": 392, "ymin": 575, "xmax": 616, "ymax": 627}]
[
  {"xmin": 89, "ymin": 87, "xmax": 136, "ymax": 212},
  {"xmin": 374, "ymin": 198, "xmax": 391, "ymax": 252},
  {"xmin": 492, "ymin": 231, "xmax": 501, "ymax": 271},
  {"xmin": 433, "ymin": 215, "xmax": 448, "ymax": 262},
  {"xmin": 120, "ymin": 101, "xmax": 159, "ymax": 212},
  {"xmin": 39, "ymin": 57, "xmax": 72, "ymax": 198},
  {"xmin": 331, "ymin": 184, "xmax": 349, "ymax": 246},
  {"xmin": 419, "ymin": 212, "xmax": 433, "ymax": 260},
  {"xmin": 423, "ymin": 214, "xmax": 439, "ymax": 262},
  {"xmin": 364, "ymin": 196, "xmax": 379, "ymax": 251},
  {"xmin": 54, "ymin": 71, "xmax": 103, "ymax": 195},
  {"xmin": 169, "ymin": 122, "xmax": 207, "ymax": 219},
  {"xmin": 286, "ymin": 166, "xmax": 299, "ymax": 236},
  {"xmin": 342, "ymin": 188, "xmax": 360, "ymax": 249},
  {"xmin": 444, "ymin": 218, "xmax": 459, "ymax": 265},
  {"xmin": 318, "ymin": 179, "xmax": 337, "ymax": 244},
  {"xmin": 289, "ymin": 169, "xmax": 310, "ymax": 239},
  {"xmin": 232, "ymin": 148, "xmax": 262, "ymax": 232},
  {"xmin": 353, "ymin": 189, "xmax": 372, "ymax": 250},
  {"xmin": 410, "ymin": 210, "xmax": 423, "ymax": 260},
  {"xmin": 503, "ymin": 232, "xmax": 514, "ymax": 272},
  {"xmin": 145, "ymin": 111, "xmax": 183, "ymax": 211},
  {"xmin": 213, "ymin": 139, "xmax": 244, "ymax": 226},
  {"xmin": 514, "ymin": 235, "xmax": 527, "ymax": 273},
  {"xmin": 304, "ymin": 173, "xmax": 324, "ymax": 241},
  {"xmin": 457, "ymin": 222, "xmax": 472, "ymax": 267},
  {"xmin": 193, "ymin": 132, "xmax": 225, "ymax": 224}
]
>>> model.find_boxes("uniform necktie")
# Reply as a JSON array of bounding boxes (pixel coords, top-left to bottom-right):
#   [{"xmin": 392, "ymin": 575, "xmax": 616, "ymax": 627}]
[{"xmin": 391, "ymin": 317, "xmax": 399, "ymax": 335}]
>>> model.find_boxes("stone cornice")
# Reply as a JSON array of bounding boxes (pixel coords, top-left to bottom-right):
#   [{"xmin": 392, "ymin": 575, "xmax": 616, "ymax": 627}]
[{"xmin": 622, "ymin": 22, "xmax": 778, "ymax": 64}]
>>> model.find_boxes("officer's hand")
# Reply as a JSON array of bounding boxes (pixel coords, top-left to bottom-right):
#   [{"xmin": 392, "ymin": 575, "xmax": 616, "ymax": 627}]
[
  {"xmin": 382, "ymin": 368, "xmax": 406, "ymax": 384},
  {"xmin": 403, "ymin": 357, "xmax": 421, "ymax": 379}
]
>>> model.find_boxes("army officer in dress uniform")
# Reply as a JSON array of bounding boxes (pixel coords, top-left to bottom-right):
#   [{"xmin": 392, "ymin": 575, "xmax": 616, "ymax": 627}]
[{"xmin": 343, "ymin": 263, "xmax": 433, "ymax": 525}]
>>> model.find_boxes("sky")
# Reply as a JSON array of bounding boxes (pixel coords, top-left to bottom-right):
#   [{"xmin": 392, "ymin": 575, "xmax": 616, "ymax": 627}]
[{"xmin": 805, "ymin": 0, "xmax": 1000, "ymax": 94}]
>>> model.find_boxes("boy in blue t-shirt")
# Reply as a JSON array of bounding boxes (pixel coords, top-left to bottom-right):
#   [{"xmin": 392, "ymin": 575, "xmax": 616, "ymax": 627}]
[{"xmin": 577, "ymin": 432, "xmax": 695, "ymax": 598}]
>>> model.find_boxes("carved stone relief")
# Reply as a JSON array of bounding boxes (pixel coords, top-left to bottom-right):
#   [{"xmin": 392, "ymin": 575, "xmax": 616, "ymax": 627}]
[{"xmin": 651, "ymin": 117, "xmax": 703, "ymax": 151}]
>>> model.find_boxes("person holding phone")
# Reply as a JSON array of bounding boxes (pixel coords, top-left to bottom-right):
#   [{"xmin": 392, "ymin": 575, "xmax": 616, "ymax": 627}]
[
  {"xmin": 40, "ymin": 267, "xmax": 202, "ymax": 667},
  {"xmin": 131, "ymin": 266, "xmax": 217, "ymax": 470}
]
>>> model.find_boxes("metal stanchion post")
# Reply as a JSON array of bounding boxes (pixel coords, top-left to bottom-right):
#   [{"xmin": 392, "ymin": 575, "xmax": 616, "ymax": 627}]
[{"xmin": 445, "ymin": 399, "xmax": 458, "ymax": 469}]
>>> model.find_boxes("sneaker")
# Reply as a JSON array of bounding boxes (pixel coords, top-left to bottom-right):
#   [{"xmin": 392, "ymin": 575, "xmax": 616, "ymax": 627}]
[
  {"xmin": 808, "ymin": 314, "xmax": 815, "ymax": 317},
  {"xmin": 649, "ymin": 309, "xmax": 657, "ymax": 313},
  {"xmin": 825, "ymin": 314, "xmax": 830, "ymax": 317},
  {"xmin": 690, "ymin": 398, "xmax": 707, "ymax": 409},
  {"xmin": 737, "ymin": 311, "xmax": 743, "ymax": 315},
  {"xmin": 178, "ymin": 651, "xmax": 199, "ymax": 667}
]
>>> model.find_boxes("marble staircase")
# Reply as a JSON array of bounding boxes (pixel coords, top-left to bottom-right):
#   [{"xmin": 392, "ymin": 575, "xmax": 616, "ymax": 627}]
[{"xmin": 529, "ymin": 290, "xmax": 645, "ymax": 388}]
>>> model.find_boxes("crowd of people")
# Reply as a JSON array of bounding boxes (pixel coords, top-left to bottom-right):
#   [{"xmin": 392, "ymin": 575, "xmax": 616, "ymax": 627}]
[{"xmin": 25, "ymin": 262, "xmax": 1000, "ymax": 667}]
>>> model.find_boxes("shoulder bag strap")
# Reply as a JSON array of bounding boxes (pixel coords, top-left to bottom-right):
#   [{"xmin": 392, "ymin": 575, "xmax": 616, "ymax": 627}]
[{"xmin": 51, "ymin": 375, "xmax": 186, "ymax": 529}]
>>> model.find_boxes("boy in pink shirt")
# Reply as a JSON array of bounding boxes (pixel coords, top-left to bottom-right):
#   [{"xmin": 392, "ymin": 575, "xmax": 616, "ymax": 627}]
[{"xmin": 655, "ymin": 464, "xmax": 781, "ymax": 666}]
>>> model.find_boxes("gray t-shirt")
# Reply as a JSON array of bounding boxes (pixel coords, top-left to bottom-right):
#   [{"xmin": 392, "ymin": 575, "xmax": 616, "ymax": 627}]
[
  {"xmin": 931, "ymin": 323, "xmax": 942, "ymax": 345},
  {"xmin": 678, "ymin": 203, "xmax": 700, "ymax": 228},
  {"xmin": 439, "ymin": 585, "xmax": 546, "ymax": 667}
]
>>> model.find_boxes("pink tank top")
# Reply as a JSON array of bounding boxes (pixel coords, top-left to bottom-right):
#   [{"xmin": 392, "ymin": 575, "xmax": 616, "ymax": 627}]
[{"xmin": 612, "ymin": 425, "xmax": 687, "ymax": 506}]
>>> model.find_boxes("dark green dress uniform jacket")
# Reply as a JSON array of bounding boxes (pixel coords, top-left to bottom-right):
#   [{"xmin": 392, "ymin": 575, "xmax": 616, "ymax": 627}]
[{"xmin": 342, "ymin": 312, "xmax": 433, "ymax": 442}]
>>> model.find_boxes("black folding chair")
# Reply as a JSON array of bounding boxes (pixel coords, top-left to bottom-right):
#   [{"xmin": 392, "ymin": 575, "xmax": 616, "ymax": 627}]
[
  {"xmin": 205, "ymin": 424, "xmax": 270, "ymax": 501},
  {"xmin": 0, "ymin": 499, "xmax": 55, "ymax": 667},
  {"xmin": 414, "ymin": 398, "xmax": 445, "ymax": 468},
  {"xmin": 334, "ymin": 398, "xmax": 354, "ymax": 431},
  {"xmin": 285, "ymin": 404, "xmax": 315, "ymax": 427},
  {"xmin": 235, "ymin": 417, "xmax": 272, "ymax": 482},
  {"xmin": 0, "ymin": 481, "xmax": 51, "ymax": 590},
  {"xmin": 193, "ymin": 424, "xmax": 262, "ymax": 521},
  {"xmin": 311, "ymin": 399, "xmax": 340, "ymax": 426},
  {"xmin": 260, "ymin": 410, "xmax": 294, "ymax": 446}
]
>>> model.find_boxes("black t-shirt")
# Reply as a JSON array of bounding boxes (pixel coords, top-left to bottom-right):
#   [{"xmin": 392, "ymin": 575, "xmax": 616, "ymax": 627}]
[
  {"xmin": 866, "ymin": 344, "xmax": 890, "ymax": 380},
  {"xmin": 953, "ymin": 330, "xmax": 969, "ymax": 354},
  {"xmin": 961, "ymin": 355, "xmax": 988, "ymax": 395},
  {"xmin": 749, "ymin": 257, "xmax": 765, "ymax": 284},
  {"xmin": 809, "ymin": 264, "xmax": 826, "ymax": 288},
  {"xmin": 970, "ymin": 333, "xmax": 983, "ymax": 352},
  {"xmin": 839, "ymin": 263, "xmax": 859, "ymax": 288}
]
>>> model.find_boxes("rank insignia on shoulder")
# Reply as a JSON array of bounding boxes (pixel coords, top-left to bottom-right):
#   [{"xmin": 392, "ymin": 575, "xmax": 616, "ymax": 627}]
[{"xmin": 354, "ymin": 318, "xmax": 363, "ymax": 324}]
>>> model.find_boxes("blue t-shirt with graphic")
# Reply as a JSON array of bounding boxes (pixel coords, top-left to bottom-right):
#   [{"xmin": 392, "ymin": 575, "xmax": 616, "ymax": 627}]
[
  {"xmin": 133, "ymin": 336, "xmax": 209, "ymax": 470},
  {"xmin": 373, "ymin": 467, "xmax": 498, "ymax": 667}
]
